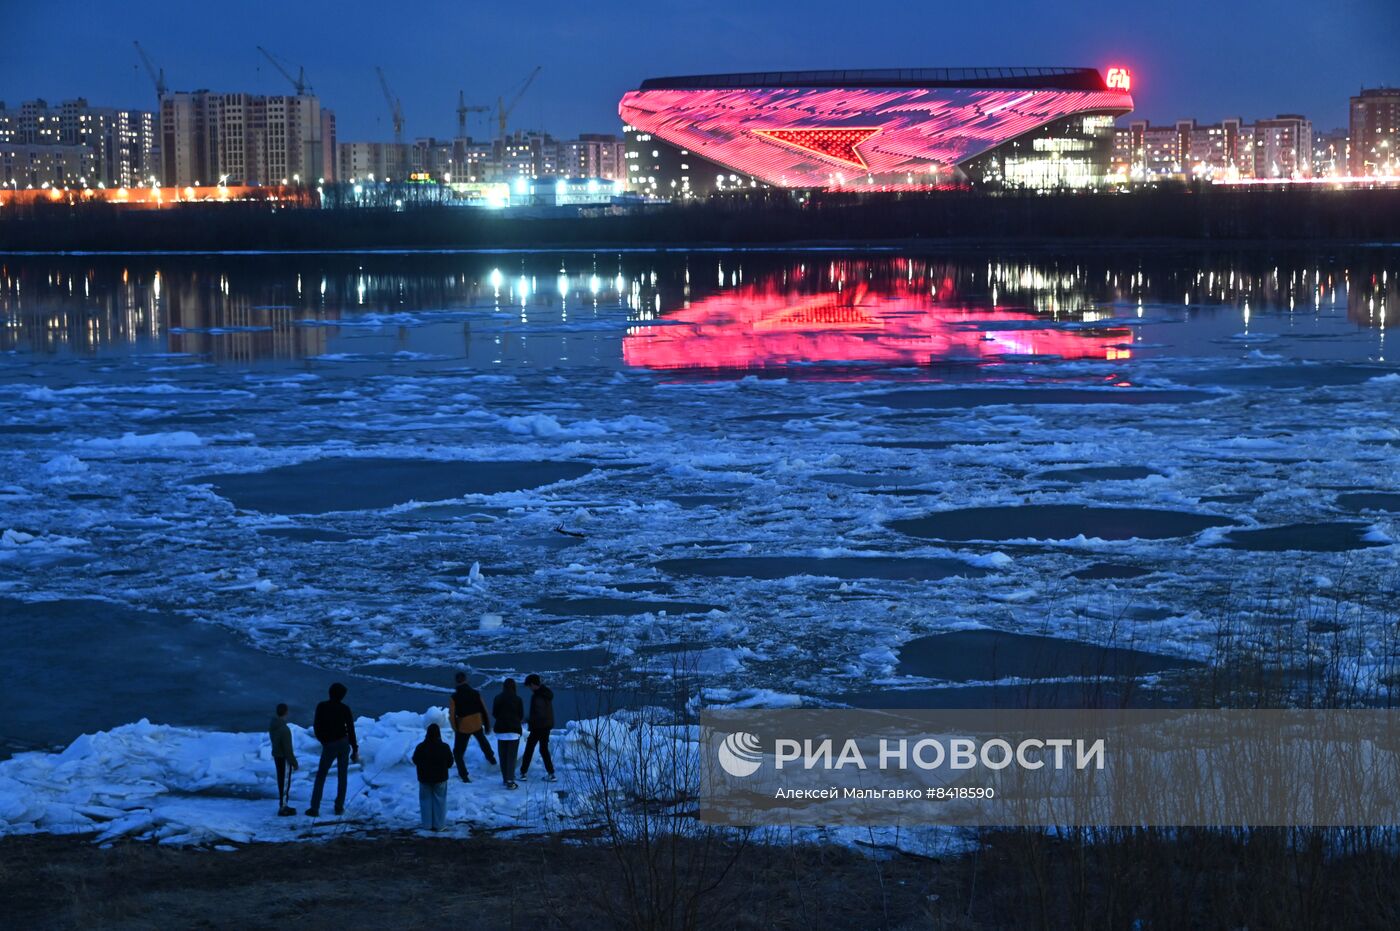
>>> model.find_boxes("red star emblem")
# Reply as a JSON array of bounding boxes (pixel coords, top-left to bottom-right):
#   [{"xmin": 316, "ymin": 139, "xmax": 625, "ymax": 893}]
[{"xmin": 752, "ymin": 127, "xmax": 880, "ymax": 170}]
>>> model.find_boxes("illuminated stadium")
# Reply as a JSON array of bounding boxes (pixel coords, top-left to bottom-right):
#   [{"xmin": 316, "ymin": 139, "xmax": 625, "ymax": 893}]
[{"xmin": 619, "ymin": 67, "xmax": 1134, "ymax": 195}]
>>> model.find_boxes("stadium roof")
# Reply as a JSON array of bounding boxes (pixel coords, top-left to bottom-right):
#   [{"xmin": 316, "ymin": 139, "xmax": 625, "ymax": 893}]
[{"xmin": 638, "ymin": 67, "xmax": 1110, "ymax": 92}]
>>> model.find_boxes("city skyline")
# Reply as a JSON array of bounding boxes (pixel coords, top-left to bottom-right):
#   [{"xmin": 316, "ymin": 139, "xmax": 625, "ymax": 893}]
[{"xmin": 3, "ymin": 0, "xmax": 1398, "ymax": 142}]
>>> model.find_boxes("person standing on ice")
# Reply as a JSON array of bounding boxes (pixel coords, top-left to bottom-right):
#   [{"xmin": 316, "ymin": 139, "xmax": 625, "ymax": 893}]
[
  {"xmin": 492, "ymin": 678, "xmax": 525, "ymax": 790},
  {"xmin": 411, "ymin": 723, "xmax": 454, "ymax": 831},
  {"xmin": 448, "ymin": 671, "xmax": 496, "ymax": 782},
  {"xmin": 519, "ymin": 674, "xmax": 556, "ymax": 782},
  {"xmin": 269, "ymin": 703, "xmax": 299, "ymax": 816},
  {"xmin": 307, "ymin": 682, "xmax": 359, "ymax": 817}
]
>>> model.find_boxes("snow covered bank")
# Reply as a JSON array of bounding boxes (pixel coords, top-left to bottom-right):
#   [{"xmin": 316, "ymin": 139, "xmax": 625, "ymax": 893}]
[
  {"xmin": 0, "ymin": 709, "xmax": 966, "ymax": 859},
  {"xmin": 0, "ymin": 709, "xmax": 577, "ymax": 846}
]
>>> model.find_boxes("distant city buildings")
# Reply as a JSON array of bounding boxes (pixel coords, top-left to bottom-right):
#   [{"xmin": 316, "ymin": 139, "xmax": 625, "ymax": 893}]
[
  {"xmin": 1350, "ymin": 87, "xmax": 1400, "ymax": 176},
  {"xmin": 0, "ymin": 98, "xmax": 154, "ymax": 187},
  {"xmin": 159, "ymin": 91, "xmax": 334, "ymax": 186},
  {"xmin": 334, "ymin": 130, "xmax": 626, "ymax": 186},
  {"xmin": 1113, "ymin": 114, "xmax": 1313, "ymax": 181},
  {"xmin": 4, "ymin": 68, "xmax": 1395, "ymax": 197}
]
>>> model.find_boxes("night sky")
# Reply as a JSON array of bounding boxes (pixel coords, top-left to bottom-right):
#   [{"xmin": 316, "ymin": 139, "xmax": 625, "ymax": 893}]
[{"xmin": 4, "ymin": 0, "xmax": 1398, "ymax": 140}]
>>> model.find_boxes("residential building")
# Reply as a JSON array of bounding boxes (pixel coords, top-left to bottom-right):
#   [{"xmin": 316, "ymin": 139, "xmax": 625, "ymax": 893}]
[
  {"xmin": 451, "ymin": 137, "xmax": 494, "ymax": 181},
  {"xmin": 337, "ymin": 141, "xmax": 409, "ymax": 181},
  {"xmin": 0, "ymin": 98, "xmax": 155, "ymax": 187},
  {"xmin": 160, "ymin": 90, "xmax": 329, "ymax": 186},
  {"xmin": 1122, "ymin": 120, "xmax": 1185, "ymax": 179},
  {"xmin": 494, "ymin": 130, "xmax": 560, "ymax": 181},
  {"xmin": 0, "ymin": 143, "xmax": 95, "ymax": 187},
  {"xmin": 1312, "ymin": 129, "xmax": 1348, "ymax": 178},
  {"xmin": 557, "ymin": 134, "xmax": 627, "ymax": 181},
  {"xmin": 1251, "ymin": 115, "xmax": 1311, "ymax": 179},
  {"xmin": 410, "ymin": 137, "xmax": 455, "ymax": 179},
  {"xmin": 1179, "ymin": 118, "xmax": 1245, "ymax": 179},
  {"xmin": 1350, "ymin": 87, "xmax": 1400, "ymax": 176}
]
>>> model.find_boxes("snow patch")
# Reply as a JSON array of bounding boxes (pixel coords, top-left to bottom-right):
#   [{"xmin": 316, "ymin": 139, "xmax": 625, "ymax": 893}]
[{"xmin": 77, "ymin": 431, "xmax": 204, "ymax": 450}]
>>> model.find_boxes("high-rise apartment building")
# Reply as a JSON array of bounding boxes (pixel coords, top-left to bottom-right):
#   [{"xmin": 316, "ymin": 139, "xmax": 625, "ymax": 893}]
[
  {"xmin": 337, "ymin": 141, "xmax": 409, "ymax": 181},
  {"xmin": 1349, "ymin": 87, "xmax": 1400, "ymax": 176},
  {"xmin": 0, "ymin": 98, "xmax": 154, "ymax": 187},
  {"xmin": 160, "ymin": 91, "xmax": 329, "ymax": 186}
]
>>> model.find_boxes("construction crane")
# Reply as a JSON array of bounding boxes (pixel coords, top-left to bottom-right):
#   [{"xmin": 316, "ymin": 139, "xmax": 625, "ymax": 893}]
[
  {"xmin": 258, "ymin": 46, "xmax": 311, "ymax": 95},
  {"xmin": 376, "ymin": 66, "xmax": 405, "ymax": 145},
  {"xmin": 497, "ymin": 66, "xmax": 541, "ymax": 142},
  {"xmin": 133, "ymin": 41, "xmax": 167, "ymax": 99},
  {"xmin": 457, "ymin": 91, "xmax": 490, "ymax": 137}
]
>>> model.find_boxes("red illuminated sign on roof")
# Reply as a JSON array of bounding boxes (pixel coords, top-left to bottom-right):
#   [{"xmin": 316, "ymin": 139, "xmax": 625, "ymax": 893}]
[{"xmin": 1106, "ymin": 67, "xmax": 1132, "ymax": 91}]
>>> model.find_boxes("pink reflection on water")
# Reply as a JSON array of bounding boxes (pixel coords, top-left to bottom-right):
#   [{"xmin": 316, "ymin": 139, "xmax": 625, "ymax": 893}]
[{"xmin": 623, "ymin": 268, "xmax": 1131, "ymax": 375}]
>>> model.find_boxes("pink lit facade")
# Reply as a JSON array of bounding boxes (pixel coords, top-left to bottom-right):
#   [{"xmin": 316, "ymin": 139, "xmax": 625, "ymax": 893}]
[{"xmin": 620, "ymin": 70, "xmax": 1133, "ymax": 193}]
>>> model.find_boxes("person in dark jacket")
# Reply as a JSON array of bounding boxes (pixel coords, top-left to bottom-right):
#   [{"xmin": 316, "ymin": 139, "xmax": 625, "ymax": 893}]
[
  {"xmin": 268, "ymin": 703, "xmax": 299, "ymax": 815},
  {"xmin": 307, "ymin": 682, "xmax": 359, "ymax": 817},
  {"xmin": 491, "ymin": 678, "xmax": 525, "ymax": 789},
  {"xmin": 448, "ymin": 672, "xmax": 496, "ymax": 782},
  {"xmin": 520, "ymin": 674, "xmax": 556, "ymax": 781},
  {"xmin": 411, "ymin": 723, "xmax": 454, "ymax": 831}
]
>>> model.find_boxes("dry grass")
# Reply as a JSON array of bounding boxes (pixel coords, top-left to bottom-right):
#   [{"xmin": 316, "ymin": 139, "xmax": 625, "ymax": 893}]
[
  {"xmin": 6, "ymin": 827, "xmax": 1400, "ymax": 930},
  {"xmin": 0, "ymin": 831, "xmax": 947, "ymax": 931}
]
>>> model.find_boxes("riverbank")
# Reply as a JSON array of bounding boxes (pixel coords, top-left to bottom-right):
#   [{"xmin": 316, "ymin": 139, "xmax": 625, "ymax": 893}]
[
  {"xmin": 6, "ymin": 826, "xmax": 1400, "ymax": 930},
  {"xmin": 2, "ymin": 831, "xmax": 943, "ymax": 930},
  {"xmin": 3, "ymin": 187, "xmax": 1398, "ymax": 252}
]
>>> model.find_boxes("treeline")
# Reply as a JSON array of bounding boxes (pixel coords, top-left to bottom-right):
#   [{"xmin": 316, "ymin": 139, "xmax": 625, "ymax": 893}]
[{"xmin": 2, "ymin": 186, "xmax": 1398, "ymax": 252}]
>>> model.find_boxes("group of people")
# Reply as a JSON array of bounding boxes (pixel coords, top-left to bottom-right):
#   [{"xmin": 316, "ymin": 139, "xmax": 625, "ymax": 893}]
[{"xmin": 267, "ymin": 673, "xmax": 557, "ymax": 831}]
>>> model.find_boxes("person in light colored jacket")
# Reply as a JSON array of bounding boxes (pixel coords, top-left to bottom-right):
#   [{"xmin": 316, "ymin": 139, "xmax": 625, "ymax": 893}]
[{"xmin": 268, "ymin": 703, "xmax": 299, "ymax": 816}]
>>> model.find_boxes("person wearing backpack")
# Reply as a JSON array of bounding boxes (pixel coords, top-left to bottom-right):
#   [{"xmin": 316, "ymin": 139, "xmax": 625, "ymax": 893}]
[
  {"xmin": 491, "ymin": 678, "xmax": 525, "ymax": 789},
  {"xmin": 448, "ymin": 671, "xmax": 496, "ymax": 782},
  {"xmin": 520, "ymin": 674, "xmax": 556, "ymax": 782}
]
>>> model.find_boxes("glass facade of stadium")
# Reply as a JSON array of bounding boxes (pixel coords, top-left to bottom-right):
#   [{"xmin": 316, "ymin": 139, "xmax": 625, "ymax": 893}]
[{"xmin": 620, "ymin": 67, "xmax": 1134, "ymax": 197}]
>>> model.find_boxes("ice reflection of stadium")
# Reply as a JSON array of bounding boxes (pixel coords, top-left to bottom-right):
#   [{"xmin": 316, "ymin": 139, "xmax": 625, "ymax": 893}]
[{"xmin": 622, "ymin": 260, "xmax": 1134, "ymax": 373}]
